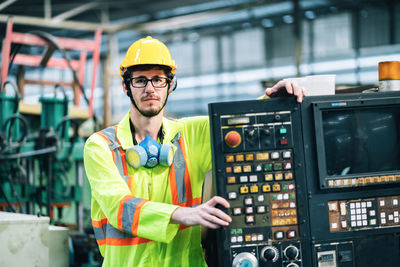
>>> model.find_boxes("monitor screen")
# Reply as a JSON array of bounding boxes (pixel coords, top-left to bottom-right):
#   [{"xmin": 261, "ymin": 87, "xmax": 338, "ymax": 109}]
[{"xmin": 314, "ymin": 100, "xmax": 400, "ymax": 188}]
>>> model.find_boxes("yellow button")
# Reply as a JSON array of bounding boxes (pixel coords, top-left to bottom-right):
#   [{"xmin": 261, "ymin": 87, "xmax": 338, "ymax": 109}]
[
  {"xmin": 388, "ymin": 175, "xmax": 395, "ymax": 182},
  {"xmin": 271, "ymin": 210, "xmax": 279, "ymax": 217},
  {"xmin": 358, "ymin": 178, "xmax": 365, "ymax": 184},
  {"xmin": 272, "ymin": 219, "xmax": 279, "ymax": 225},
  {"xmin": 256, "ymin": 152, "xmax": 269, "ymax": 161},
  {"xmin": 290, "ymin": 209, "xmax": 297, "ymax": 216},
  {"xmin": 275, "ymin": 173, "xmax": 283, "ymax": 180},
  {"xmin": 250, "ymin": 185, "xmax": 259, "ymax": 193},
  {"xmin": 271, "ymin": 203, "xmax": 279, "ymax": 209},
  {"xmin": 285, "ymin": 172, "xmax": 293, "ymax": 180},
  {"xmin": 243, "ymin": 165, "xmax": 252, "ymax": 172},
  {"xmin": 236, "ymin": 154, "xmax": 244, "ymax": 162},
  {"xmin": 233, "ymin": 166, "xmax": 242, "ymax": 173},
  {"xmin": 240, "ymin": 186, "xmax": 249, "ymax": 194},
  {"xmin": 225, "ymin": 155, "xmax": 234, "ymax": 162},
  {"xmin": 262, "ymin": 184, "xmax": 271, "ymax": 192},
  {"xmin": 245, "ymin": 235, "xmax": 251, "ymax": 242},
  {"xmin": 264, "ymin": 174, "xmax": 273, "ymax": 181},
  {"xmin": 225, "ymin": 167, "xmax": 232, "ymax": 173},
  {"xmin": 272, "ymin": 184, "xmax": 281, "ymax": 192},
  {"xmin": 227, "ymin": 176, "xmax": 236, "ymax": 184},
  {"xmin": 245, "ymin": 154, "xmax": 254, "ymax": 161},
  {"xmin": 291, "ymin": 218, "xmax": 298, "ymax": 224}
]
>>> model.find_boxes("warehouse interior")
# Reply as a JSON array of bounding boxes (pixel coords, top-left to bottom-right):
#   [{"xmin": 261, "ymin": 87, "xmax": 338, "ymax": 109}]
[{"xmin": 1, "ymin": 0, "xmax": 400, "ymax": 266}]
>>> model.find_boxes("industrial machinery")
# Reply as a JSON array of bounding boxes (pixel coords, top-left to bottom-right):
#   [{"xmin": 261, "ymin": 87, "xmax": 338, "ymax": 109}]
[
  {"xmin": 209, "ymin": 90, "xmax": 400, "ymax": 267},
  {"xmin": 0, "ymin": 18, "xmax": 102, "ymax": 266}
]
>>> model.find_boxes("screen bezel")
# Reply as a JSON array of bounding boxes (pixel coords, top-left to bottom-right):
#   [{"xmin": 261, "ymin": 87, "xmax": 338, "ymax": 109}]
[{"xmin": 312, "ymin": 96, "xmax": 400, "ymax": 189}]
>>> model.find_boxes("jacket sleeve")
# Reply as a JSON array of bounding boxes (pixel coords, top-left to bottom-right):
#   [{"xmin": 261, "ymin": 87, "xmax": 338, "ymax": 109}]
[{"xmin": 84, "ymin": 133, "xmax": 180, "ymax": 243}]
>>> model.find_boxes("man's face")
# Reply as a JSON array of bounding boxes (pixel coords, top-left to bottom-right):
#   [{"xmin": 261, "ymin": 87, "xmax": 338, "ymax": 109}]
[{"xmin": 125, "ymin": 69, "xmax": 170, "ymax": 117}]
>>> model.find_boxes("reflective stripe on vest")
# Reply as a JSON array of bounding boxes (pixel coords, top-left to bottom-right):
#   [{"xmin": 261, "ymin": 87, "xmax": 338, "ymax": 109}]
[
  {"xmin": 92, "ymin": 218, "xmax": 151, "ymax": 246},
  {"xmin": 97, "ymin": 126, "xmax": 129, "ymax": 183}
]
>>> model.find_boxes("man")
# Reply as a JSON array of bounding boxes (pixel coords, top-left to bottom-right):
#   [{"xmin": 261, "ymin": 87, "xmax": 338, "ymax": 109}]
[{"xmin": 84, "ymin": 36, "xmax": 305, "ymax": 267}]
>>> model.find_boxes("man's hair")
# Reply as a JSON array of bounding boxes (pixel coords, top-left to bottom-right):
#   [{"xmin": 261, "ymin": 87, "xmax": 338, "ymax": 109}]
[{"xmin": 123, "ymin": 64, "xmax": 173, "ymax": 80}]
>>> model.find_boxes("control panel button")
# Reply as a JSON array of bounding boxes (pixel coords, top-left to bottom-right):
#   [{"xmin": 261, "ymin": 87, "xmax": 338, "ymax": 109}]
[
  {"xmin": 272, "ymin": 184, "xmax": 281, "ymax": 192},
  {"xmin": 264, "ymin": 164, "xmax": 273, "ymax": 171},
  {"xmin": 224, "ymin": 131, "xmax": 241, "ymax": 148},
  {"xmin": 228, "ymin": 192, "xmax": 238, "ymax": 200},
  {"xmin": 245, "ymin": 207, "xmax": 254, "ymax": 214},
  {"xmin": 257, "ymin": 206, "xmax": 266, "ymax": 213},
  {"xmin": 246, "ymin": 215, "xmax": 255, "ymax": 224},
  {"xmin": 250, "ymin": 185, "xmax": 259, "ymax": 193},
  {"xmin": 244, "ymin": 196, "xmax": 253, "ymax": 206},
  {"xmin": 225, "ymin": 167, "xmax": 232, "ymax": 173},
  {"xmin": 227, "ymin": 176, "xmax": 236, "ymax": 184},
  {"xmin": 271, "ymin": 151, "xmax": 280, "ymax": 160},
  {"xmin": 256, "ymin": 152, "xmax": 269, "ymax": 161},
  {"xmin": 274, "ymin": 231, "xmax": 284, "ymax": 240},
  {"xmin": 287, "ymin": 230, "xmax": 296, "ymax": 238},
  {"xmin": 280, "ymin": 139, "xmax": 288, "ymax": 145},
  {"xmin": 240, "ymin": 186, "xmax": 249, "ymax": 194},
  {"xmin": 225, "ymin": 155, "xmax": 234, "ymax": 162},
  {"xmin": 245, "ymin": 154, "xmax": 254, "ymax": 161},
  {"xmin": 262, "ymin": 184, "xmax": 271, "ymax": 192},
  {"xmin": 240, "ymin": 176, "xmax": 249, "ymax": 183},
  {"xmin": 233, "ymin": 208, "xmax": 242, "ymax": 215},
  {"xmin": 235, "ymin": 154, "xmax": 244, "ymax": 162},
  {"xmin": 285, "ymin": 172, "xmax": 294, "ymax": 180},
  {"xmin": 279, "ymin": 128, "xmax": 287, "ymax": 134},
  {"xmin": 264, "ymin": 174, "xmax": 274, "ymax": 181},
  {"xmin": 257, "ymin": 195, "xmax": 265, "ymax": 202},
  {"xmin": 275, "ymin": 173, "xmax": 283, "ymax": 180},
  {"xmin": 282, "ymin": 150, "xmax": 291, "ymax": 159},
  {"xmin": 249, "ymin": 175, "xmax": 258, "ymax": 182}
]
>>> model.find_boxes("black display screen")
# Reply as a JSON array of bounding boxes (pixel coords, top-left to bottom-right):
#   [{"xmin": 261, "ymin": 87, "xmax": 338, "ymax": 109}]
[{"xmin": 321, "ymin": 106, "xmax": 400, "ymax": 177}]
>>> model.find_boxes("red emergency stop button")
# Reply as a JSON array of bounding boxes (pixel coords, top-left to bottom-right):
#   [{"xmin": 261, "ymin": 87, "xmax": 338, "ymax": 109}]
[{"xmin": 225, "ymin": 131, "xmax": 242, "ymax": 148}]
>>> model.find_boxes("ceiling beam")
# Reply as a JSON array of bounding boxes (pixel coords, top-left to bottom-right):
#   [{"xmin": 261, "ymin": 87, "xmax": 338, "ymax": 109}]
[
  {"xmin": 52, "ymin": 1, "xmax": 100, "ymax": 22},
  {"xmin": 0, "ymin": 14, "xmax": 102, "ymax": 31},
  {"xmin": 0, "ymin": 0, "xmax": 18, "ymax": 12}
]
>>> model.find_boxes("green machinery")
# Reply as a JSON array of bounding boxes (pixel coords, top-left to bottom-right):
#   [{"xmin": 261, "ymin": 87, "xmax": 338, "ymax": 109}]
[{"xmin": 0, "ymin": 82, "xmax": 87, "ymax": 232}]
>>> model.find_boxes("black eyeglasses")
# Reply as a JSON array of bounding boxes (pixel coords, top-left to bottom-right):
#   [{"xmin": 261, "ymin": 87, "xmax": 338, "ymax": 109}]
[{"xmin": 129, "ymin": 76, "xmax": 171, "ymax": 88}]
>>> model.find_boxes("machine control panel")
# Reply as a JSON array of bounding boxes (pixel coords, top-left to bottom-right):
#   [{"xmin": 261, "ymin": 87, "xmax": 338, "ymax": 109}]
[
  {"xmin": 209, "ymin": 99, "xmax": 307, "ymax": 267},
  {"xmin": 328, "ymin": 195, "xmax": 400, "ymax": 232}
]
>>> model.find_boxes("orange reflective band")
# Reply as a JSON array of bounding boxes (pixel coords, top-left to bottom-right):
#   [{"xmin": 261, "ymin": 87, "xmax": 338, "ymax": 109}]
[
  {"xmin": 169, "ymin": 165, "xmax": 179, "ymax": 205},
  {"xmin": 178, "ymin": 137, "xmax": 193, "ymax": 206},
  {"xmin": 92, "ymin": 218, "xmax": 109, "ymax": 228},
  {"xmin": 117, "ymin": 195, "xmax": 135, "ymax": 231},
  {"xmin": 132, "ymin": 199, "xmax": 148, "ymax": 236},
  {"xmin": 100, "ymin": 237, "xmax": 152, "ymax": 246}
]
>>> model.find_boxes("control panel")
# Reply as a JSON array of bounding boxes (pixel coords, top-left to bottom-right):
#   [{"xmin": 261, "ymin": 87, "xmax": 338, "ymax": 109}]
[{"xmin": 209, "ymin": 99, "xmax": 309, "ymax": 267}]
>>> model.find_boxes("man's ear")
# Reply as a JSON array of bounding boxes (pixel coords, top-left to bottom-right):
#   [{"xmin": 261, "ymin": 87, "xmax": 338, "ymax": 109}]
[{"xmin": 122, "ymin": 80, "xmax": 128, "ymax": 96}]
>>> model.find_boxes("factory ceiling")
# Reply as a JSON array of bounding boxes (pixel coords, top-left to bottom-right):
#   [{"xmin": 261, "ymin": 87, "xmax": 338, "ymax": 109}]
[{"xmin": 0, "ymin": 0, "xmax": 390, "ymax": 53}]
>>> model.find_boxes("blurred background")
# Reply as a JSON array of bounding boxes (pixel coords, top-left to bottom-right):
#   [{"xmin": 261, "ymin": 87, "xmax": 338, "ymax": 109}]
[{"xmin": 0, "ymin": 1, "xmax": 399, "ymax": 266}]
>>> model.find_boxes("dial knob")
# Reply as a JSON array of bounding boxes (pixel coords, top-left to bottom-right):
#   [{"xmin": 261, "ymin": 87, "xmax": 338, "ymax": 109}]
[
  {"xmin": 260, "ymin": 246, "xmax": 279, "ymax": 262},
  {"xmin": 232, "ymin": 252, "xmax": 259, "ymax": 267},
  {"xmin": 225, "ymin": 131, "xmax": 242, "ymax": 148},
  {"xmin": 286, "ymin": 263, "xmax": 299, "ymax": 267},
  {"xmin": 283, "ymin": 245, "xmax": 299, "ymax": 260}
]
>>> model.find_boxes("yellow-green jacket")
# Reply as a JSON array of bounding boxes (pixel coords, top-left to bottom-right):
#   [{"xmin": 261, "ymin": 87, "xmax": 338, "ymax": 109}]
[{"xmin": 84, "ymin": 111, "xmax": 211, "ymax": 266}]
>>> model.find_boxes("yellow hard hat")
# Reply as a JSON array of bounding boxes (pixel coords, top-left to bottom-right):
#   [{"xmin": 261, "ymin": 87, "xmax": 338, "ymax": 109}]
[{"xmin": 120, "ymin": 36, "xmax": 177, "ymax": 79}]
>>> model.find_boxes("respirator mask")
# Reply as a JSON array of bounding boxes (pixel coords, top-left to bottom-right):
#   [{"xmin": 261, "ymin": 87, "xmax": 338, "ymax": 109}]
[{"xmin": 126, "ymin": 136, "xmax": 174, "ymax": 168}]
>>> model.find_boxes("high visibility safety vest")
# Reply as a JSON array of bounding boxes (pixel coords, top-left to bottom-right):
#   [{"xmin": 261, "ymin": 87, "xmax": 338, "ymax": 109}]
[{"xmin": 84, "ymin": 111, "xmax": 211, "ymax": 267}]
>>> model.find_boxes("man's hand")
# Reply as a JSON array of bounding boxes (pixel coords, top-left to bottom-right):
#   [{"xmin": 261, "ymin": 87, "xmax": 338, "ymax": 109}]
[
  {"xmin": 265, "ymin": 79, "xmax": 306, "ymax": 103},
  {"xmin": 171, "ymin": 196, "xmax": 232, "ymax": 229}
]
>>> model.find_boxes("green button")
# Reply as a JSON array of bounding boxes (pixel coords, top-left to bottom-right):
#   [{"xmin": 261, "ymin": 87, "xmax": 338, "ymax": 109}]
[
  {"xmin": 231, "ymin": 229, "xmax": 237, "ymax": 235},
  {"xmin": 264, "ymin": 164, "xmax": 273, "ymax": 171},
  {"xmin": 274, "ymin": 163, "xmax": 283, "ymax": 171},
  {"xmin": 236, "ymin": 228, "xmax": 243, "ymax": 234},
  {"xmin": 280, "ymin": 128, "xmax": 287, "ymax": 134},
  {"xmin": 271, "ymin": 194, "xmax": 277, "ymax": 200},
  {"xmin": 282, "ymin": 184, "xmax": 289, "ymax": 191},
  {"xmin": 289, "ymin": 193, "xmax": 296, "ymax": 199}
]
